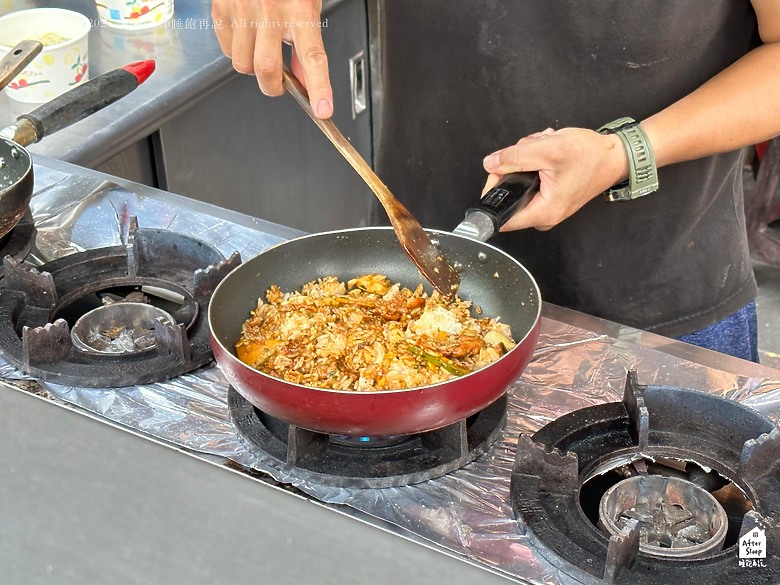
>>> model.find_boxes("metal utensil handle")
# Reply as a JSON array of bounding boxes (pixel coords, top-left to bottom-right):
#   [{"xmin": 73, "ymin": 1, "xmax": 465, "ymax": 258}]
[
  {"xmin": 349, "ymin": 51, "xmax": 367, "ymax": 119},
  {"xmin": 467, "ymin": 171, "xmax": 540, "ymax": 229},
  {"xmin": 0, "ymin": 40, "xmax": 43, "ymax": 92}
]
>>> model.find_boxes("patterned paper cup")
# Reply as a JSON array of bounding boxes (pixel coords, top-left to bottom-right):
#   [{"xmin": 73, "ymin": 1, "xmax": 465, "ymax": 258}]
[
  {"xmin": 98, "ymin": 21, "xmax": 180, "ymax": 70},
  {"xmin": 0, "ymin": 8, "xmax": 91, "ymax": 103},
  {"xmin": 95, "ymin": 0, "xmax": 174, "ymax": 30}
]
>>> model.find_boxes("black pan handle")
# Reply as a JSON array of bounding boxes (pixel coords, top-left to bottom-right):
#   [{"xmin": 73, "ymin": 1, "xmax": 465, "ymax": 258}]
[
  {"xmin": 454, "ymin": 171, "xmax": 540, "ymax": 241},
  {"xmin": 11, "ymin": 60, "xmax": 156, "ymax": 146},
  {"xmin": 476, "ymin": 171, "xmax": 540, "ymax": 227}
]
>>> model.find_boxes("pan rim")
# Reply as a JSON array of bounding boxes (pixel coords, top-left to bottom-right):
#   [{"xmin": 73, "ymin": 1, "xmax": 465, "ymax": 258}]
[{"xmin": 209, "ymin": 226, "xmax": 542, "ymax": 396}]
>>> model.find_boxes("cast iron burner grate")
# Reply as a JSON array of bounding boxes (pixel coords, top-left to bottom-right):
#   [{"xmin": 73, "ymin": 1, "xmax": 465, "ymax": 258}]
[
  {"xmin": 229, "ymin": 386, "xmax": 507, "ymax": 489},
  {"xmin": 510, "ymin": 370, "xmax": 779, "ymax": 584},
  {"xmin": 0, "ymin": 208, "xmax": 36, "ymax": 277},
  {"xmin": 0, "ymin": 219, "xmax": 241, "ymax": 386}
]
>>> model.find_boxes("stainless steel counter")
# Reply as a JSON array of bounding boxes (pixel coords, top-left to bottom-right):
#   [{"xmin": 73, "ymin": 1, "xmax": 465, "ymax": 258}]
[{"xmin": 1, "ymin": 157, "xmax": 779, "ymax": 585}]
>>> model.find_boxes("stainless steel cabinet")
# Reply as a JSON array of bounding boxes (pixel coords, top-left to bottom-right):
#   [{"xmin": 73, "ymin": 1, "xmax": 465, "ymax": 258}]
[{"xmin": 155, "ymin": 0, "xmax": 374, "ymax": 233}]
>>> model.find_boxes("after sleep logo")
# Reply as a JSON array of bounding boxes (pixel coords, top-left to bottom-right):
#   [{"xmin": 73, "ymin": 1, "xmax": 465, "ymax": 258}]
[{"xmin": 739, "ymin": 526, "xmax": 768, "ymax": 568}]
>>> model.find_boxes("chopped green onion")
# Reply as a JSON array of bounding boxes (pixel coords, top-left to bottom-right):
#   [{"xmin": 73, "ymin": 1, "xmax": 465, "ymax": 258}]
[{"xmin": 408, "ymin": 344, "xmax": 470, "ymax": 376}]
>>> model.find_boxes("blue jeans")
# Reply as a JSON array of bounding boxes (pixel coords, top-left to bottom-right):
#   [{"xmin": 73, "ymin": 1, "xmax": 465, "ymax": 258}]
[{"xmin": 676, "ymin": 301, "xmax": 759, "ymax": 363}]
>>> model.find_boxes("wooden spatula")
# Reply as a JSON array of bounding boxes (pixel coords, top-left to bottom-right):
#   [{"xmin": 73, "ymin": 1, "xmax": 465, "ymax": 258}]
[{"xmin": 282, "ymin": 68, "xmax": 460, "ymax": 296}]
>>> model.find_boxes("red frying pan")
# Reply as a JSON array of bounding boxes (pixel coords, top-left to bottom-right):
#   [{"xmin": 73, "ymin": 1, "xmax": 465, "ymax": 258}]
[{"xmin": 209, "ymin": 227, "xmax": 541, "ymax": 437}]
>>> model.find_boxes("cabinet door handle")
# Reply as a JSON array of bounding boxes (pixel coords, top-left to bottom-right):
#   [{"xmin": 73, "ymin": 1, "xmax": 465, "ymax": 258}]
[{"xmin": 349, "ymin": 51, "xmax": 367, "ymax": 119}]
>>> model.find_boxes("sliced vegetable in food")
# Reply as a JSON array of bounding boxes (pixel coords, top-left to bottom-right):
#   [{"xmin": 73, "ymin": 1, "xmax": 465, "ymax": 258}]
[{"xmin": 408, "ymin": 344, "xmax": 470, "ymax": 376}]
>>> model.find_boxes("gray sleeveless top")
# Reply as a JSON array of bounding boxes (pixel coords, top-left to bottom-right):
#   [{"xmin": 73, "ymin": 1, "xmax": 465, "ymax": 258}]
[{"xmin": 371, "ymin": 0, "xmax": 759, "ymax": 337}]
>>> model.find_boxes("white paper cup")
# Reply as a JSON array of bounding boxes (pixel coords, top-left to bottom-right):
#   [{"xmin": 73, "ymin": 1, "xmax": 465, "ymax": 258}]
[
  {"xmin": 0, "ymin": 8, "xmax": 91, "ymax": 103},
  {"xmin": 97, "ymin": 23, "xmax": 180, "ymax": 70},
  {"xmin": 95, "ymin": 0, "xmax": 174, "ymax": 30}
]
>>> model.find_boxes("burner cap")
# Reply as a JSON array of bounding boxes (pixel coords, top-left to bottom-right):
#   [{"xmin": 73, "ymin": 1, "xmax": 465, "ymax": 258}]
[
  {"xmin": 598, "ymin": 475, "xmax": 728, "ymax": 559},
  {"xmin": 71, "ymin": 302, "xmax": 177, "ymax": 355}
]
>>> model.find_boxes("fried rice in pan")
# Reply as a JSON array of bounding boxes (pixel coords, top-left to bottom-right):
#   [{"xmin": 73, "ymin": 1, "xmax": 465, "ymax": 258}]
[{"xmin": 235, "ymin": 274, "xmax": 516, "ymax": 392}]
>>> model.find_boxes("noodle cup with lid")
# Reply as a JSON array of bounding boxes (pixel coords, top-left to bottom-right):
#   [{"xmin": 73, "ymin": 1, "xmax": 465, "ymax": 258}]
[{"xmin": 0, "ymin": 8, "xmax": 91, "ymax": 103}]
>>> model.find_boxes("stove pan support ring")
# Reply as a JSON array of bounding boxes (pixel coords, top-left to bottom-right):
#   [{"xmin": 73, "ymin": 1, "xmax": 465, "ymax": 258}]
[
  {"xmin": 0, "ymin": 224, "xmax": 242, "ymax": 386},
  {"xmin": 228, "ymin": 386, "xmax": 508, "ymax": 489},
  {"xmin": 510, "ymin": 370, "xmax": 780, "ymax": 585}
]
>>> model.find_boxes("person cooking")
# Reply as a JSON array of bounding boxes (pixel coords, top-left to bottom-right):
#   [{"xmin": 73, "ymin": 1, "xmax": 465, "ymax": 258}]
[{"xmin": 210, "ymin": 0, "xmax": 780, "ymax": 363}]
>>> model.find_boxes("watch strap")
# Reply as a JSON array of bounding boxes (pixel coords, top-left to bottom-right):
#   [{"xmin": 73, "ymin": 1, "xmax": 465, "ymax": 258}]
[{"xmin": 597, "ymin": 117, "xmax": 659, "ymax": 202}]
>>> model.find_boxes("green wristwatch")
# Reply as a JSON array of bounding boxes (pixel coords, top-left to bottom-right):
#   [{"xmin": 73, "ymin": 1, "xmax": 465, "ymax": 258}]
[{"xmin": 597, "ymin": 117, "xmax": 659, "ymax": 202}]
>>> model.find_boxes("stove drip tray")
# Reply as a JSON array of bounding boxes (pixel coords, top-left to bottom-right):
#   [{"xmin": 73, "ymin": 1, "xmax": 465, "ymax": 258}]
[
  {"xmin": 511, "ymin": 371, "xmax": 779, "ymax": 584},
  {"xmin": 228, "ymin": 386, "xmax": 507, "ymax": 488},
  {"xmin": 0, "ymin": 220, "xmax": 241, "ymax": 386}
]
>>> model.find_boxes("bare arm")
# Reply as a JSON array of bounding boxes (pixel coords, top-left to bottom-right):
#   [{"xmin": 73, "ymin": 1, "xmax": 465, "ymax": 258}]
[
  {"xmin": 643, "ymin": 0, "xmax": 780, "ymax": 167},
  {"xmin": 212, "ymin": 0, "xmax": 333, "ymax": 118},
  {"xmin": 483, "ymin": 0, "xmax": 780, "ymax": 231}
]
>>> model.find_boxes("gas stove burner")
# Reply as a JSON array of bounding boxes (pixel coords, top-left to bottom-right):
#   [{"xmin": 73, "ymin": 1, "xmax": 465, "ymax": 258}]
[
  {"xmin": 70, "ymin": 302, "xmax": 177, "ymax": 354},
  {"xmin": 0, "ymin": 220, "xmax": 241, "ymax": 386},
  {"xmin": 510, "ymin": 371, "xmax": 779, "ymax": 584},
  {"xmin": 0, "ymin": 208, "xmax": 36, "ymax": 276},
  {"xmin": 597, "ymin": 475, "xmax": 728, "ymax": 559},
  {"xmin": 328, "ymin": 434, "xmax": 406, "ymax": 448},
  {"xmin": 228, "ymin": 386, "xmax": 507, "ymax": 488}
]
